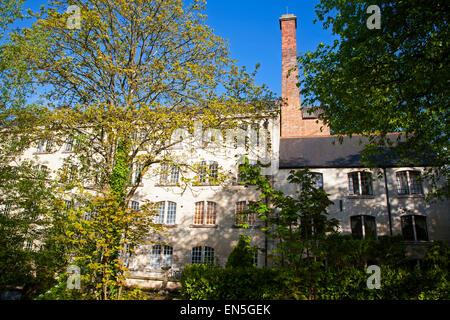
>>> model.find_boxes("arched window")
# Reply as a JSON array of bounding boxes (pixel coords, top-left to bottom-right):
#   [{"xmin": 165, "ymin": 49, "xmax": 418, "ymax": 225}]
[
  {"xmin": 235, "ymin": 201, "xmax": 258, "ymax": 227},
  {"xmin": 401, "ymin": 215, "xmax": 428, "ymax": 241},
  {"xmin": 156, "ymin": 201, "xmax": 177, "ymax": 225},
  {"xmin": 159, "ymin": 164, "xmax": 179, "ymax": 185},
  {"xmin": 348, "ymin": 171, "xmax": 373, "ymax": 195},
  {"xmin": 191, "ymin": 246, "xmax": 214, "ymax": 264},
  {"xmin": 194, "ymin": 201, "xmax": 216, "ymax": 225},
  {"xmin": 150, "ymin": 245, "xmax": 173, "ymax": 269},
  {"xmin": 350, "ymin": 215, "xmax": 377, "ymax": 240},
  {"xmin": 198, "ymin": 161, "xmax": 219, "ymax": 185},
  {"xmin": 396, "ymin": 171, "xmax": 423, "ymax": 195}
]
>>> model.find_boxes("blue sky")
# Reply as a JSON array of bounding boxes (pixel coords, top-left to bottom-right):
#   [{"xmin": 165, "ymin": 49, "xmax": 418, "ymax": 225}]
[
  {"xmin": 20, "ymin": 0, "xmax": 336, "ymax": 98},
  {"xmin": 204, "ymin": 0, "xmax": 336, "ymax": 96}
]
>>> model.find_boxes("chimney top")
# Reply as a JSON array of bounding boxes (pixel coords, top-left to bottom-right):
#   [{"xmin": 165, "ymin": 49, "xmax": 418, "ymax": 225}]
[{"xmin": 279, "ymin": 14, "xmax": 297, "ymax": 29}]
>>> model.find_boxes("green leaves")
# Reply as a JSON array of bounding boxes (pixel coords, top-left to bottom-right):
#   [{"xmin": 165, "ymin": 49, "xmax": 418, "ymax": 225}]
[{"xmin": 299, "ymin": 0, "xmax": 449, "ymax": 199}]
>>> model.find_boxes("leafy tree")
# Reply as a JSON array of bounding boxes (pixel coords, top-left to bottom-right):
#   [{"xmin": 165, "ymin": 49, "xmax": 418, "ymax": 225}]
[
  {"xmin": 238, "ymin": 159, "xmax": 338, "ymax": 270},
  {"xmin": 298, "ymin": 0, "xmax": 449, "ymax": 200},
  {"xmin": 226, "ymin": 234, "xmax": 257, "ymax": 269},
  {"xmin": 4, "ymin": 0, "xmax": 274, "ymax": 299},
  {"xmin": 0, "ymin": 0, "xmax": 68, "ymax": 299}
]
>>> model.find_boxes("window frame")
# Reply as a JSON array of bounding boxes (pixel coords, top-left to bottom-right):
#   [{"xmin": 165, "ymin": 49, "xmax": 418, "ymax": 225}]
[
  {"xmin": 190, "ymin": 246, "xmax": 214, "ymax": 265},
  {"xmin": 348, "ymin": 171, "xmax": 373, "ymax": 196},
  {"xmin": 310, "ymin": 172, "xmax": 324, "ymax": 190},
  {"xmin": 350, "ymin": 215, "xmax": 377, "ymax": 240},
  {"xmin": 234, "ymin": 201, "xmax": 258, "ymax": 227},
  {"xmin": 149, "ymin": 244, "xmax": 173, "ymax": 270},
  {"xmin": 156, "ymin": 201, "xmax": 177, "ymax": 225},
  {"xmin": 198, "ymin": 161, "xmax": 219, "ymax": 185},
  {"xmin": 396, "ymin": 170, "xmax": 423, "ymax": 195},
  {"xmin": 159, "ymin": 164, "xmax": 179, "ymax": 185},
  {"xmin": 401, "ymin": 214, "xmax": 429, "ymax": 241},
  {"xmin": 193, "ymin": 201, "xmax": 217, "ymax": 226}
]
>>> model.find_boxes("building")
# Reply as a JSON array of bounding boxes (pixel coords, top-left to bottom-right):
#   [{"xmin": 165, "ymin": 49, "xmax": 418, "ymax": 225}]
[{"xmin": 7, "ymin": 13, "xmax": 449, "ymax": 291}]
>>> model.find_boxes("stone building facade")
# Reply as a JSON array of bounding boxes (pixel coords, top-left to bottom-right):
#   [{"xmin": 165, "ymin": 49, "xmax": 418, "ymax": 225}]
[{"xmin": 10, "ymin": 13, "xmax": 449, "ymax": 290}]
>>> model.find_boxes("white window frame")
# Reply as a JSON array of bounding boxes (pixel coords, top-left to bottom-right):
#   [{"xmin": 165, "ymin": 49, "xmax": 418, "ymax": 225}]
[
  {"xmin": 191, "ymin": 246, "xmax": 214, "ymax": 264},
  {"xmin": 131, "ymin": 200, "xmax": 139, "ymax": 211},
  {"xmin": 132, "ymin": 163, "xmax": 143, "ymax": 185},
  {"xmin": 237, "ymin": 159, "xmax": 257, "ymax": 184},
  {"xmin": 159, "ymin": 164, "xmax": 179, "ymax": 185},
  {"xmin": 348, "ymin": 171, "xmax": 373, "ymax": 195},
  {"xmin": 234, "ymin": 201, "xmax": 258, "ymax": 227},
  {"xmin": 65, "ymin": 136, "xmax": 74, "ymax": 152},
  {"xmin": 310, "ymin": 172, "xmax": 324, "ymax": 190},
  {"xmin": 1, "ymin": 202, "xmax": 11, "ymax": 215},
  {"xmin": 150, "ymin": 244, "xmax": 173, "ymax": 270},
  {"xmin": 194, "ymin": 201, "xmax": 216, "ymax": 225},
  {"xmin": 396, "ymin": 170, "xmax": 423, "ymax": 195},
  {"xmin": 198, "ymin": 161, "xmax": 218, "ymax": 185},
  {"xmin": 156, "ymin": 201, "xmax": 177, "ymax": 225}
]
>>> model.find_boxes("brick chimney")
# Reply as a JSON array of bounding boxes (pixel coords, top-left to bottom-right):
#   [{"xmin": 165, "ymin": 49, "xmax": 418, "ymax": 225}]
[{"xmin": 279, "ymin": 13, "xmax": 330, "ymax": 137}]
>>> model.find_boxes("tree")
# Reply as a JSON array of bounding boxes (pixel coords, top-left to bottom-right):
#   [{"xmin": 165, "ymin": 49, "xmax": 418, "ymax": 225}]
[
  {"xmin": 298, "ymin": 0, "xmax": 449, "ymax": 200},
  {"xmin": 238, "ymin": 159, "xmax": 338, "ymax": 299},
  {"xmin": 8, "ymin": 0, "xmax": 274, "ymax": 299},
  {"xmin": 0, "ymin": 0, "xmax": 69, "ymax": 299},
  {"xmin": 226, "ymin": 233, "xmax": 257, "ymax": 269},
  {"xmin": 238, "ymin": 159, "xmax": 338, "ymax": 270}
]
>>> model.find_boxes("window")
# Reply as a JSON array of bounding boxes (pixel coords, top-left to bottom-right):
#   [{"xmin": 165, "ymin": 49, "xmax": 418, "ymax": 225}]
[
  {"xmin": 1, "ymin": 202, "xmax": 11, "ymax": 215},
  {"xmin": 253, "ymin": 251, "xmax": 258, "ymax": 267},
  {"xmin": 348, "ymin": 171, "xmax": 373, "ymax": 195},
  {"xmin": 119, "ymin": 244, "xmax": 134, "ymax": 268},
  {"xmin": 36, "ymin": 140, "xmax": 44, "ymax": 153},
  {"xmin": 83, "ymin": 211, "xmax": 92, "ymax": 221},
  {"xmin": 159, "ymin": 164, "xmax": 179, "ymax": 185},
  {"xmin": 194, "ymin": 201, "xmax": 216, "ymax": 225},
  {"xmin": 36, "ymin": 137, "xmax": 53, "ymax": 153},
  {"xmin": 156, "ymin": 201, "xmax": 177, "ymax": 225},
  {"xmin": 132, "ymin": 163, "xmax": 143, "ymax": 185},
  {"xmin": 45, "ymin": 137, "xmax": 53, "ymax": 152},
  {"xmin": 150, "ymin": 245, "xmax": 173, "ymax": 269},
  {"xmin": 191, "ymin": 246, "xmax": 214, "ymax": 264},
  {"xmin": 131, "ymin": 201, "xmax": 139, "ymax": 211},
  {"xmin": 401, "ymin": 215, "xmax": 428, "ymax": 241},
  {"xmin": 235, "ymin": 201, "xmax": 258, "ymax": 227},
  {"xmin": 350, "ymin": 215, "xmax": 377, "ymax": 240},
  {"xmin": 198, "ymin": 161, "xmax": 218, "ymax": 185},
  {"xmin": 396, "ymin": 171, "xmax": 423, "ymax": 195},
  {"xmin": 24, "ymin": 241, "xmax": 33, "ymax": 251},
  {"xmin": 64, "ymin": 200, "xmax": 73, "ymax": 210},
  {"xmin": 65, "ymin": 136, "xmax": 74, "ymax": 152}
]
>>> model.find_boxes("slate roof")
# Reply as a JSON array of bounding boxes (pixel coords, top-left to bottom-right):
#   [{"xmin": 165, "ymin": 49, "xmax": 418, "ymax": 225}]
[{"xmin": 279, "ymin": 134, "xmax": 433, "ymax": 168}]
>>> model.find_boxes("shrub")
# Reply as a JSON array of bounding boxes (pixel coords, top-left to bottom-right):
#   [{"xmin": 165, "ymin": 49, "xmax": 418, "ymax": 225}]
[{"xmin": 226, "ymin": 234, "xmax": 257, "ymax": 269}]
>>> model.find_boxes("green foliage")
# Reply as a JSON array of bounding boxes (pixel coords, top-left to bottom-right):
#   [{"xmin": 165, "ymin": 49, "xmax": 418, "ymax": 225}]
[
  {"xmin": 180, "ymin": 264, "xmax": 279, "ymax": 300},
  {"xmin": 238, "ymin": 159, "xmax": 338, "ymax": 270},
  {"xmin": 109, "ymin": 138, "xmax": 130, "ymax": 199},
  {"xmin": 299, "ymin": 0, "xmax": 449, "ymax": 200},
  {"xmin": 225, "ymin": 234, "xmax": 257, "ymax": 269},
  {"xmin": 181, "ymin": 238, "xmax": 449, "ymax": 300}
]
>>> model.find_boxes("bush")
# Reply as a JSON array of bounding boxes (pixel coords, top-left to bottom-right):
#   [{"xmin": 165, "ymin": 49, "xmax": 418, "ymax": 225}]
[
  {"xmin": 180, "ymin": 264, "xmax": 279, "ymax": 300},
  {"xmin": 180, "ymin": 240, "xmax": 450, "ymax": 300},
  {"xmin": 226, "ymin": 234, "xmax": 256, "ymax": 269}
]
